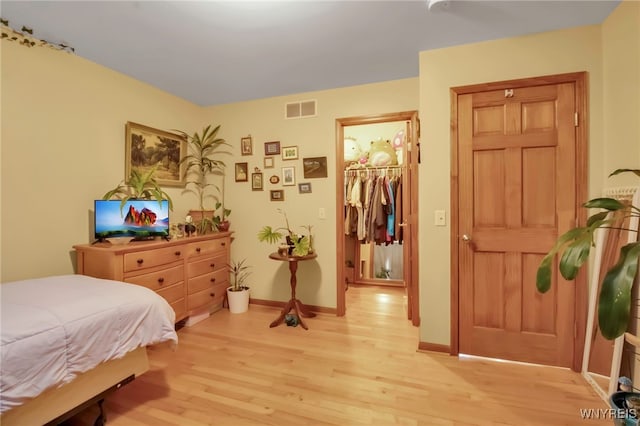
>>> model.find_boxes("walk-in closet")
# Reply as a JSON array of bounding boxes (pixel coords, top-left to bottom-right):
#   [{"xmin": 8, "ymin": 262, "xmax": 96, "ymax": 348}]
[{"xmin": 335, "ymin": 111, "xmax": 420, "ymax": 325}]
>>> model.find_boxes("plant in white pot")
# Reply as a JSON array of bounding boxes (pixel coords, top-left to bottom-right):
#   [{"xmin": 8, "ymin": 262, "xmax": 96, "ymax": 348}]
[
  {"xmin": 227, "ymin": 258, "xmax": 251, "ymax": 313},
  {"xmin": 177, "ymin": 124, "xmax": 230, "ymax": 234}
]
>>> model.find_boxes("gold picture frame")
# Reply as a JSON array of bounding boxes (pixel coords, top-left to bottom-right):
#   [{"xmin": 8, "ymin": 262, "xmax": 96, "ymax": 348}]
[
  {"xmin": 282, "ymin": 145, "xmax": 299, "ymax": 160},
  {"xmin": 125, "ymin": 121, "xmax": 186, "ymax": 187}
]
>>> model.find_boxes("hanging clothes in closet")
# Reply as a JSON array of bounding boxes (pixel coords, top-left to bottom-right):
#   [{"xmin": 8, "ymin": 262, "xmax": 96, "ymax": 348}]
[{"xmin": 344, "ymin": 166, "xmax": 403, "ymax": 245}]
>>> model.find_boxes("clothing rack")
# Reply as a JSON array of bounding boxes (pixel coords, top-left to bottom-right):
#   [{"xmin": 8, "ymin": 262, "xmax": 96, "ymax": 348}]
[{"xmin": 344, "ymin": 164, "xmax": 404, "ymax": 178}]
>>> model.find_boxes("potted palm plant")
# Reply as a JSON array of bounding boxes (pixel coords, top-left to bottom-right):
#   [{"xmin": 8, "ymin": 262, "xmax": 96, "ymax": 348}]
[
  {"xmin": 102, "ymin": 164, "xmax": 173, "ymax": 213},
  {"xmin": 227, "ymin": 258, "xmax": 251, "ymax": 313},
  {"xmin": 536, "ymin": 168, "xmax": 640, "ymax": 340},
  {"xmin": 177, "ymin": 124, "xmax": 230, "ymax": 234}
]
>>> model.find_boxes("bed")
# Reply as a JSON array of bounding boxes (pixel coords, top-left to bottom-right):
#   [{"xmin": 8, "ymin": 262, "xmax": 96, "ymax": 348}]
[{"xmin": 0, "ymin": 274, "xmax": 178, "ymax": 425}]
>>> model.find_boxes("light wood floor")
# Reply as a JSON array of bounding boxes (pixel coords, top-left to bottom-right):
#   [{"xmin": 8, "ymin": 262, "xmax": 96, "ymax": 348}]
[{"xmin": 69, "ymin": 285, "xmax": 609, "ymax": 425}]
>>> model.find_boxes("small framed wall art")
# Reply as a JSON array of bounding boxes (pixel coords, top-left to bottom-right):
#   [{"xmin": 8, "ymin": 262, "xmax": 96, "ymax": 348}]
[
  {"xmin": 241, "ymin": 136, "xmax": 253, "ymax": 156},
  {"xmin": 282, "ymin": 145, "xmax": 298, "ymax": 161},
  {"xmin": 270, "ymin": 189, "xmax": 284, "ymax": 201},
  {"xmin": 235, "ymin": 162, "xmax": 248, "ymax": 182},
  {"xmin": 282, "ymin": 166, "xmax": 295, "ymax": 186},
  {"xmin": 302, "ymin": 156, "xmax": 328, "ymax": 178},
  {"xmin": 252, "ymin": 171, "xmax": 263, "ymax": 191},
  {"xmin": 298, "ymin": 182, "xmax": 312, "ymax": 194},
  {"xmin": 264, "ymin": 157, "xmax": 274, "ymax": 169},
  {"xmin": 264, "ymin": 141, "xmax": 281, "ymax": 156}
]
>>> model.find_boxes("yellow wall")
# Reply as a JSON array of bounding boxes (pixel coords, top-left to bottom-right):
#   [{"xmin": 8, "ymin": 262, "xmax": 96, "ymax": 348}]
[
  {"xmin": 418, "ymin": 0, "xmax": 640, "ymax": 347},
  {"xmin": 0, "ymin": 41, "xmax": 203, "ymax": 282},
  {"xmin": 200, "ymin": 80, "xmax": 418, "ymax": 306},
  {"xmin": 602, "ymin": 0, "xmax": 640, "ymax": 187}
]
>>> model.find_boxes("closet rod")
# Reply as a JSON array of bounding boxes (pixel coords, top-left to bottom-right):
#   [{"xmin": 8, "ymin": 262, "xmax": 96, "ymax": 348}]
[{"xmin": 345, "ymin": 164, "xmax": 405, "ymax": 170}]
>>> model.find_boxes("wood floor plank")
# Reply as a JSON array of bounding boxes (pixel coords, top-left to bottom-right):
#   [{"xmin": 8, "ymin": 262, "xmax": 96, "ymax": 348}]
[{"xmin": 65, "ymin": 285, "xmax": 609, "ymax": 425}]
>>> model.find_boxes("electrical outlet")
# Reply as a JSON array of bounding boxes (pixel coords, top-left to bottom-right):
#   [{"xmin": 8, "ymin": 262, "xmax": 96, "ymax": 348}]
[
  {"xmin": 318, "ymin": 207, "xmax": 326, "ymax": 219},
  {"xmin": 434, "ymin": 210, "xmax": 446, "ymax": 226}
]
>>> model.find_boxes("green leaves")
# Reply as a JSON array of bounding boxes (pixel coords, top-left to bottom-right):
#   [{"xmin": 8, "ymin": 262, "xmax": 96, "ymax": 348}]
[
  {"xmin": 536, "ymin": 168, "xmax": 640, "ymax": 340},
  {"xmin": 598, "ymin": 242, "xmax": 640, "ymax": 339},
  {"xmin": 102, "ymin": 164, "xmax": 173, "ymax": 213},
  {"xmin": 257, "ymin": 226, "xmax": 284, "ymax": 244},
  {"xmin": 292, "ymin": 236, "xmax": 311, "ymax": 257}
]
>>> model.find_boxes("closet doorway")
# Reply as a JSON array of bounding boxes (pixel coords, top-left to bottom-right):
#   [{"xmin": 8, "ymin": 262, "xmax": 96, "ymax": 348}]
[{"xmin": 335, "ymin": 111, "xmax": 420, "ymax": 326}]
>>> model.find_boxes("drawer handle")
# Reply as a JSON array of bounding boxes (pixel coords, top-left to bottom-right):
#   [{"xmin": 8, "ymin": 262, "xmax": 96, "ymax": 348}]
[
  {"xmin": 137, "ymin": 259, "xmax": 144, "ymax": 265},
  {"xmin": 174, "ymin": 251, "xmax": 181, "ymax": 256},
  {"xmin": 210, "ymin": 263, "xmax": 215, "ymax": 268},
  {"xmin": 221, "ymin": 242, "xmax": 226, "ymax": 246},
  {"xmin": 210, "ymin": 292, "xmax": 215, "ymax": 298},
  {"xmin": 210, "ymin": 278, "xmax": 216, "ymax": 283},
  {"xmin": 196, "ymin": 247, "xmax": 201, "ymax": 253},
  {"xmin": 158, "ymin": 277, "xmax": 165, "ymax": 284}
]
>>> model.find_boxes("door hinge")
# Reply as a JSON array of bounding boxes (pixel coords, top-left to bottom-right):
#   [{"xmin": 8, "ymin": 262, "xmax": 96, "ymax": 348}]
[
  {"xmin": 417, "ymin": 118, "xmax": 421, "ymax": 138},
  {"xmin": 574, "ymin": 112, "xmax": 579, "ymax": 127}
]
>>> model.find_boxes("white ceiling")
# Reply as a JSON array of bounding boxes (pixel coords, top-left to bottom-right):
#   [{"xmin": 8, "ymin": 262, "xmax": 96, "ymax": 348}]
[{"xmin": 1, "ymin": 1, "xmax": 619, "ymax": 106}]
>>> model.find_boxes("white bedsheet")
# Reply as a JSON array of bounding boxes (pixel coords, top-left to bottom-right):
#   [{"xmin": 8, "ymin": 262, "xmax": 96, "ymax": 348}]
[{"xmin": 0, "ymin": 274, "xmax": 178, "ymax": 413}]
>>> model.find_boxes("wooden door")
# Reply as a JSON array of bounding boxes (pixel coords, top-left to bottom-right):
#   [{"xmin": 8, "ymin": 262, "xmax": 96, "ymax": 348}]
[
  {"xmin": 456, "ymin": 80, "xmax": 580, "ymax": 367},
  {"xmin": 403, "ymin": 116, "xmax": 420, "ymax": 326}
]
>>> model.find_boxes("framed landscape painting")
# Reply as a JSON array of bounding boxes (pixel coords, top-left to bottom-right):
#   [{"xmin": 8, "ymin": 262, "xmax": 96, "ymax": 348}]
[{"xmin": 125, "ymin": 121, "xmax": 186, "ymax": 187}]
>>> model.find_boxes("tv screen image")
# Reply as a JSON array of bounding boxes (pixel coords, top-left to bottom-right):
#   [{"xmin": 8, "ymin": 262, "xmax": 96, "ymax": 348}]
[{"xmin": 94, "ymin": 199, "xmax": 170, "ymax": 241}]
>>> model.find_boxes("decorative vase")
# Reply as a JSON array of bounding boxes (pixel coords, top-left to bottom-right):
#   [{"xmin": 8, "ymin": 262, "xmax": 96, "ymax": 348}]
[
  {"xmin": 227, "ymin": 287, "xmax": 250, "ymax": 313},
  {"xmin": 217, "ymin": 220, "xmax": 230, "ymax": 232}
]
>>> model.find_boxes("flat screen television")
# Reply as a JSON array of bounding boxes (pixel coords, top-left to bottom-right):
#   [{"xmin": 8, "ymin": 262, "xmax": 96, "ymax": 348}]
[{"xmin": 94, "ymin": 199, "xmax": 170, "ymax": 241}]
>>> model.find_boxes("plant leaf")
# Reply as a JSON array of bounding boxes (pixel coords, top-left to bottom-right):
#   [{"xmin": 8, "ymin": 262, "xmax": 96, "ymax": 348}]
[
  {"xmin": 583, "ymin": 197, "xmax": 625, "ymax": 211},
  {"xmin": 536, "ymin": 227, "xmax": 585, "ymax": 292},
  {"xmin": 598, "ymin": 242, "xmax": 640, "ymax": 340},
  {"xmin": 559, "ymin": 234, "xmax": 592, "ymax": 280},
  {"xmin": 587, "ymin": 211, "xmax": 611, "ymax": 227},
  {"xmin": 609, "ymin": 168, "xmax": 640, "ymax": 178},
  {"xmin": 292, "ymin": 236, "xmax": 310, "ymax": 257}
]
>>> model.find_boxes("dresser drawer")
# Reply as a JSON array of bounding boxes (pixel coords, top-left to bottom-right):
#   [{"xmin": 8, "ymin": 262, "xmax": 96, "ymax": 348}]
[
  {"xmin": 188, "ymin": 253, "xmax": 227, "ymax": 278},
  {"xmin": 188, "ymin": 268, "xmax": 227, "ymax": 294},
  {"xmin": 186, "ymin": 237, "xmax": 230, "ymax": 258},
  {"xmin": 123, "ymin": 246, "xmax": 184, "ymax": 273},
  {"xmin": 156, "ymin": 281, "xmax": 185, "ymax": 304},
  {"xmin": 188, "ymin": 282, "xmax": 227, "ymax": 311},
  {"xmin": 125, "ymin": 265, "xmax": 184, "ymax": 291},
  {"xmin": 170, "ymin": 298, "xmax": 187, "ymax": 321}
]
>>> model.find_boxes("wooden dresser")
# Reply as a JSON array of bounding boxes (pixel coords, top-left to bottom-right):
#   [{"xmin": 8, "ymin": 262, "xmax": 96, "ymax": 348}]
[{"xmin": 73, "ymin": 233, "xmax": 231, "ymax": 323}]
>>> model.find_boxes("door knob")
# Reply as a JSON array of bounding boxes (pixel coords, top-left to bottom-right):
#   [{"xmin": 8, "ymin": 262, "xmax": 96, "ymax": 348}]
[{"xmin": 462, "ymin": 234, "xmax": 472, "ymax": 242}]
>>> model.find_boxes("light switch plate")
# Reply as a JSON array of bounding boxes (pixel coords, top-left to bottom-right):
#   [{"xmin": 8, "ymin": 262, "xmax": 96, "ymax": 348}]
[{"xmin": 435, "ymin": 210, "xmax": 446, "ymax": 226}]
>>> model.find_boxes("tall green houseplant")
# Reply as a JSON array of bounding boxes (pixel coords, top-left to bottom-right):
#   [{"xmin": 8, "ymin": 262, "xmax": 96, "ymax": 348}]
[
  {"xmin": 177, "ymin": 124, "xmax": 230, "ymax": 233},
  {"xmin": 536, "ymin": 169, "xmax": 640, "ymax": 340}
]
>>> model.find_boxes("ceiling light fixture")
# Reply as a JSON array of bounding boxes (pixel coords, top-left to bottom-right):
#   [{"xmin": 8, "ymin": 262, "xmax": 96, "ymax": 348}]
[{"xmin": 427, "ymin": 0, "xmax": 450, "ymax": 12}]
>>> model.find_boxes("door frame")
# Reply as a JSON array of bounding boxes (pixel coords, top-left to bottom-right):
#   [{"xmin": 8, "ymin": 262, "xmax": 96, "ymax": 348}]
[
  {"xmin": 449, "ymin": 72, "xmax": 588, "ymax": 371},
  {"xmin": 335, "ymin": 111, "xmax": 420, "ymax": 326}
]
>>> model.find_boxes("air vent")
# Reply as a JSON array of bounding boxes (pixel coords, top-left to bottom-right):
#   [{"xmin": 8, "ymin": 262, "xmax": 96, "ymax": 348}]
[{"xmin": 285, "ymin": 99, "xmax": 317, "ymax": 119}]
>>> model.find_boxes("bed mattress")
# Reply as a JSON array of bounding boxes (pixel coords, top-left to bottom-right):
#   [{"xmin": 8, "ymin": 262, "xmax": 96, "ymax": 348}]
[{"xmin": 0, "ymin": 274, "xmax": 178, "ymax": 413}]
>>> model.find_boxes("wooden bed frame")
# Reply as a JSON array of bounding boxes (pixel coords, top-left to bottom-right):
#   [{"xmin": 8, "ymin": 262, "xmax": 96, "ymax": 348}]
[{"xmin": 0, "ymin": 346, "xmax": 149, "ymax": 426}]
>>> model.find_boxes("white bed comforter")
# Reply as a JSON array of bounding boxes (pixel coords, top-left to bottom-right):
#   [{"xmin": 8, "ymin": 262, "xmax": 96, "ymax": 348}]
[{"xmin": 0, "ymin": 274, "xmax": 178, "ymax": 413}]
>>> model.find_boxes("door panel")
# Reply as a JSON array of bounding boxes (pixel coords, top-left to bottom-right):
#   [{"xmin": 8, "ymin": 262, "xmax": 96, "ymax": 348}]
[{"xmin": 458, "ymin": 82, "xmax": 577, "ymax": 367}]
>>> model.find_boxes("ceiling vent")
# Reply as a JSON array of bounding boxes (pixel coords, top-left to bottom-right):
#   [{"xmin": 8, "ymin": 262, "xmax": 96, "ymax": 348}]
[{"xmin": 285, "ymin": 99, "xmax": 317, "ymax": 119}]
